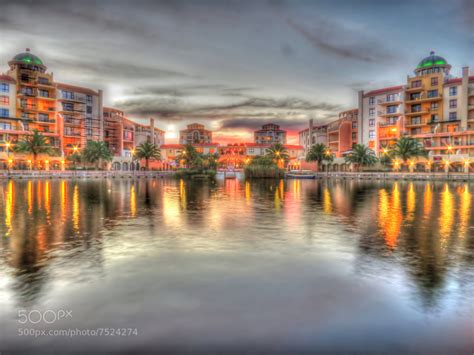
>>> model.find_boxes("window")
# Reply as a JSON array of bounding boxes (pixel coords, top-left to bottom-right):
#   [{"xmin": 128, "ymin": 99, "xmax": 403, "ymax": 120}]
[
  {"xmin": 449, "ymin": 99, "xmax": 457, "ymax": 109},
  {"xmin": 86, "ymin": 128, "xmax": 93, "ymax": 136},
  {"xmin": 449, "ymin": 112, "xmax": 457, "ymax": 121},
  {"xmin": 0, "ymin": 96, "xmax": 9, "ymax": 105},
  {"xmin": 86, "ymin": 95, "xmax": 92, "ymax": 104},
  {"xmin": 38, "ymin": 89, "xmax": 49, "ymax": 98},
  {"xmin": 449, "ymin": 86, "xmax": 457, "ymax": 96},
  {"xmin": 431, "ymin": 102, "xmax": 438, "ymax": 110},
  {"xmin": 411, "ymin": 80, "xmax": 422, "ymax": 88},
  {"xmin": 411, "ymin": 117, "xmax": 421, "ymax": 125},
  {"xmin": 38, "ymin": 77, "xmax": 49, "ymax": 85},
  {"xmin": 412, "ymin": 104, "xmax": 422, "ymax": 113},
  {"xmin": 369, "ymin": 108, "xmax": 375, "ymax": 116},
  {"xmin": 21, "ymin": 87, "xmax": 33, "ymax": 96},
  {"xmin": 0, "ymin": 83, "xmax": 9, "ymax": 93},
  {"xmin": 387, "ymin": 105, "xmax": 398, "ymax": 114},
  {"xmin": 352, "ymin": 133, "xmax": 357, "ymax": 140},
  {"xmin": 386, "ymin": 94, "xmax": 397, "ymax": 102},
  {"xmin": 410, "ymin": 93, "xmax": 421, "ymax": 100},
  {"xmin": 248, "ymin": 148, "xmax": 254, "ymax": 154},
  {"xmin": 86, "ymin": 106, "xmax": 92, "ymax": 114},
  {"xmin": 62, "ymin": 91, "xmax": 74, "ymax": 99},
  {"xmin": 0, "ymin": 122, "xmax": 11, "ymax": 130},
  {"xmin": 0, "ymin": 108, "xmax": 9, "ymax": 117},
  {"xmin": 62, "ymin": 103, "xmax": 74, "ymax": 111},
  {"xmin": 369, "ymin": 130, "xmax": 375, "ymax": 139},
  {"xmin": 39, "ymin": 113, "xmax": 49, "ymax": 121},
  {"xmin": 430, "ymin": 114, "xmax": 439, "ymax": 123},
  {"xmin": 427, "ymin": 89, "xmax": 438, "ymax": 98},
  {"xmin": 352, "ymin": 122, "xmax": 357, "ymax": 129},
  {"xmin": 431, "ymin": 77, "xmax": 438, "ymax": 86},
  {"xmin": 369, "ymin": 118, "xmax": 375, "ymax": 127},
  {"xmin": 368, "ymin": 97, "xmax": 375, "ymax": 105}
]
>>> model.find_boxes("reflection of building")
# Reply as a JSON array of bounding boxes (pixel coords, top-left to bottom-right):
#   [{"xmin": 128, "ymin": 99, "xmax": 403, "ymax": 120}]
[
  {"xmin": 254, "ymin": 123, "xmax": 287, "ymax": 145},
  {"xmin": 179, "ymin": 123, "xmax": 212, "ymax": 144}
]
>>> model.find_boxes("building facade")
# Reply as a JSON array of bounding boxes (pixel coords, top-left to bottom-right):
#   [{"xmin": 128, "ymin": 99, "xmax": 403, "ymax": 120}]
[
  {"xmin": 300, "ymin": 52, "xmax": 474, "ymax": 171},
  {"xmin": 254, "ymin": 123, "xmax": 287, "ymax": 145},
  {"xmin": 179, "ymin": 123, "xmax": 212, "ymax": 144}
]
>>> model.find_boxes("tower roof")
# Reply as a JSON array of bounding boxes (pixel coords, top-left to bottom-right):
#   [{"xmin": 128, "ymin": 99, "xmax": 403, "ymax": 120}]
[
  {"xmin": 415, "ymin": 51, "xmax": 450, "ymax": 74},
  {"xmin": 8, "ymin": 48, "xmax": 46, "ymax": 69}
]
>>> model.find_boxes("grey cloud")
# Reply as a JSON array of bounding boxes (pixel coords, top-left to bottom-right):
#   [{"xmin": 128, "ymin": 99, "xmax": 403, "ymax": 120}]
[{"xmin": 285, "ymin": 17, "xmax": 393, "ymax": 63}]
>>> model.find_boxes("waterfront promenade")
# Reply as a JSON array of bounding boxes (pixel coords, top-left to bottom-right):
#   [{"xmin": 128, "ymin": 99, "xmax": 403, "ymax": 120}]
[{"xmin": 0, "ymin": 170, "xmax": 472, "ymax": 181}]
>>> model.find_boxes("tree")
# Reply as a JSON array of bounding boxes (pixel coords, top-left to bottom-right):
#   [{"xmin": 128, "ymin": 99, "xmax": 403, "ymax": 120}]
[
  {"xmin": 266, "ymin": 143, "xmax": 289, "ymax": 168},
  {"xmin": 67, "ymin": 151, "xmax": 82, "ymax": 170},
  {"xmin": 135, "ymin": 141, "xmax": 161, "ymax": 170},
  {"xmin": 306, "ymin": 143, "xmax": 333, "ymax": 171},
  {"xmin": 202, "ymin": 153, "xmax": 219, "ymax": 170},
  {"xmin": 82, "ymin": 141, "xmax": 112, "ymax": 169},
  {"xmin": 14, "ymin": 130, "xmax": 54, "ymax": 169},
  {"xmin": 391, "ymin": 136, "xmax": 427, "ymax": 169},
  {"xmin": 344, "ymin": 144, "xmax": 377, "ymax": 171},
  {"xmin": 176, "ymin": 144, "xmax": 203, "ymax": 169}
]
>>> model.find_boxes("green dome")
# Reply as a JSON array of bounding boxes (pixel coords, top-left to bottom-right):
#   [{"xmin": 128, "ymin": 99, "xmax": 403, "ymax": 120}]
[
  {"xmin": 416, "ymin": 51, "xmax": 448, "ymax": 69},
  {"xmin": 9, "ymin": 48, "xmax": 45, "ymax": 68}
]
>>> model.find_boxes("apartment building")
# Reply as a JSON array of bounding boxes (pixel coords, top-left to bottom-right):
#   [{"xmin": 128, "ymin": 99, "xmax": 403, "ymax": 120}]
[
  {"xmin": 358, "ymin": 52, "xmax": 474, "ymax": 165},
  {"xmin": 0, "ymin": 49, "xmax": 167, "ymax": 171},
  {"xmin": 300, "ymin": 52, "xmax": 474, "ymax": 171},
  {"xmin": 254, "ymin": 123, "xmax": 287, "ymax": 145},
  {"xmin": 179, "ymin": 123, "xmax": 212, "ymax": 144}
]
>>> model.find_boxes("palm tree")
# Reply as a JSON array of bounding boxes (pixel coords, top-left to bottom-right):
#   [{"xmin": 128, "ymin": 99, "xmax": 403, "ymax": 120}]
[
  {"xmin": 82, "ymin": 141, "xmax": 112, "ymax": 170},
  {"xmin": 344, "ymin": 144, "xmax": 377, "ymax": 171},
  {"xmin": 306, "ymin": 143, "xmax": 333, "ymax": 171},
  {"xmin": 67, "ymin": 151, "xmax": 82, "ymax": 170},
  {"xmin": 14, "ymin": 130, "xmax": 54, "ymax": 169},
  {"xmin": 135, "ymin": 141, "xmax": 161, "ymax": 170},
  {"xmin": 266, "ymin": 143, "xmax": 289, "ymax": 168},
  {"xmin": 391, "ymin": 136, "xmax": 427, "ymax": 169}
]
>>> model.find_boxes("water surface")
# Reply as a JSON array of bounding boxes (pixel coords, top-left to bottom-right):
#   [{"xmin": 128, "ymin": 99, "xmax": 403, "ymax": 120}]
[{"xmin": 0, "ymin": 178, "xmax": 473, "ymax": 353}]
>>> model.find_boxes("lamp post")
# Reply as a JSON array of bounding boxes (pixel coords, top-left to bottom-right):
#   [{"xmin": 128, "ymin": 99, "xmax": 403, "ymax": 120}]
[
  {"xmin": 131, "ymin": 148, "xmax": 136, "ymax": 177},
  {"xmin": 325, "ymin": 149, "xmax": 331, "ymax": 178},
  {"xmin": 5, "ymin": 141, "xmax": 12, "ymax": 176}
]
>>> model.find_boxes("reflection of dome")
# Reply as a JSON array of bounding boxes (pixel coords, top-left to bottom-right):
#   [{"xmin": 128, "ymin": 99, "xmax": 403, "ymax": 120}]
[
  {"xmin": 8, "ymin": 48, "xmax": 46, "ymax": 71},
  {"xmin": 415, "ymin": 51, "xmax": 450, "ymax": 74}
]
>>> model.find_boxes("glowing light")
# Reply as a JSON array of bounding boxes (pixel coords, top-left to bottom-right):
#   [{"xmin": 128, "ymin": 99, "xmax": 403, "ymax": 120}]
[
  {"xmin": 323, "ymin": 187, "xmax": 332, "ymax": 214},
  {"xmin": 130, "ymin": 183, "xmax": 136, "ymax": 217},
  {"xmin": 5, "ymin": 180, "xmax": 14, "ymax": 236},
  {"xmin": 72, "ymin": 184, "xmax": 79, "ymax": 232},
  {"xmin": 458, "ymin": 184, "xmax": 471, "ymax": 238},
  {"xmin": 439, "ymin": 184, "xmax": 453, "ymax": 244},
  {"xmin": 72, "ymin": 145, "xmax": 79, "ymax": 153}
]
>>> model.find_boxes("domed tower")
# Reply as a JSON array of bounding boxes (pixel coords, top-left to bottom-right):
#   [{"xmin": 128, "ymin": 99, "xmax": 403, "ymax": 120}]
[
  {"xmin": 8, "ymin": 48, "xmax": 47, "ymax": 73},
  {"xmin": 414, "ymin": 51, "xmax": 451, "ymax": 76},
  {"xmin": 7, "ymin": 49, "xmax": 59, "ymax": 152}
]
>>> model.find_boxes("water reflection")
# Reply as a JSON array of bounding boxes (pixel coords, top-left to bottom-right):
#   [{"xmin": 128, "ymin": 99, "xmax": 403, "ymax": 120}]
[{"xmin": 0, "ymin": 179, "xmax": 472, "ymax": 352}]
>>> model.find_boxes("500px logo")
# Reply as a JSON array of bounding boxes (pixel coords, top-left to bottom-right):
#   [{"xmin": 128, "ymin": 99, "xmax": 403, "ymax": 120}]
[{"xmin": 17, "ymin": 309, "xmax": 73, "ymax": 324}]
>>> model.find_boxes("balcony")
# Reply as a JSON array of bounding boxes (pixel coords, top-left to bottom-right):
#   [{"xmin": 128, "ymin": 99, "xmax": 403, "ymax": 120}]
[
  {"xmin": 377, "ymin": 97, "xmax": 402, "ymax": 105},
  {"xmin": 405, "ymin": 94, "xmax": 442, "ymax": 104},
  {"xmin": 379, "ymin": 121, "xmax": 397, "ymax": 127},
  {"xmin": 405, "ymin": 119, "xmax": 425, "ymax": 127},
  {"xmin": 406, "ymin": 84, "xmax": 424, "ymax": 92}
]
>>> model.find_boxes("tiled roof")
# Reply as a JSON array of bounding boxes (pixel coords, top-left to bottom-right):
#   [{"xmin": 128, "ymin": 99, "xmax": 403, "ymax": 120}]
[
  {"xmin": 0, "ymin": 74, "xmax": 16, "ymax": 83},
  {"xmin": 56, "ymin": 82, "xmax": 99, "ymax": 96},
  {"xmin": 364, "ymin": 85, "xmax": 404, "ymax": 97}
]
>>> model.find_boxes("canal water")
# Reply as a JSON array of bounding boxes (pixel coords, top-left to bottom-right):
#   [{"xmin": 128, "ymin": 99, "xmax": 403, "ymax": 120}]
[{"xmin": 0, "ymin": 178, "xmax": 473, "ymax": 353}]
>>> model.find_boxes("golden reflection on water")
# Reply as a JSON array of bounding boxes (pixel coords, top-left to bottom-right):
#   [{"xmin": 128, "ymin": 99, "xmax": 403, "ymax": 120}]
[
  {"xmin": 406, "ymin": 183, "xmax": 415, "ymax": 222},
  {"xmin": 27, "ymin": 180, "xmax": 33, "ymax": 214},
  {"xmin": 5, "ymin": 180, "xmax": 14, "ymax": 236},
  {"xmin": 179, "ymin": 179, "xmax": 186, "ymax": 210},
  {"xmin": 438, "ymin": 184, "xmax": 454, "ymax": 245},
  {"xmin": 323, "ymin": 186, "xmax": 332, "ymax": 214},
  {"xmin": 61, "ymin": 180, "xmax": 67, "ymax": 221},
  {"xmin": 245, "ymin": 181, "xmax": 251, "ymax": 204},
  {"xmin": 458, "ymin": 184, "xmax": 471, "ymax": 238},
  {"xmin": 44, "ymin": 181, "xmax": 51, "ymax": 219},
  {"xmin": 423, "ymin": 183, "xmax": 432, "ymax": 218},
  {"xmin": 377, "ymin": 183, "xmax": 403, "ymax": 249},
  {"xmin": 130, "ymin": 183, "xmax": 136, "ymax": 218},
  {"xmin": 72, "ymin": 184, "xmax": 79, "ymax": 232}
]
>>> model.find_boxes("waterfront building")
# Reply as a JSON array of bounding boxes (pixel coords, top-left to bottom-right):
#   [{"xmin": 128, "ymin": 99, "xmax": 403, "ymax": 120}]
[
  {"xmin": 179, "ymin": 123, "xmax": 212, "ymax": 144},
  {"xmin": 298, "ymin": 119, "xmax": 328, "ymax": 156},
  {"xmin": 0, "ymin": 49, "xmax": 166, "ymax": 170},
  {"xmin": 300, "ymin": 52, "xmax": 474, "ymax": 171},
  {"xmin": 254, "ymin": 123, "xmax": 287, "ymax": 145}
]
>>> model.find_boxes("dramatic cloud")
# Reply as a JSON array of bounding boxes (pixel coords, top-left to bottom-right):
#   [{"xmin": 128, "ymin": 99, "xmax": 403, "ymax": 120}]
[{"xmin": 0, "ymin": 0, "xmax": 470, "ymax": 143}]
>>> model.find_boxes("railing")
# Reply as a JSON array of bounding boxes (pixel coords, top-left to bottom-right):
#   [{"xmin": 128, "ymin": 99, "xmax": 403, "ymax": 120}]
[{"xmin": 0, "ymin": 170, "xmax": 177, "ymax": 179}]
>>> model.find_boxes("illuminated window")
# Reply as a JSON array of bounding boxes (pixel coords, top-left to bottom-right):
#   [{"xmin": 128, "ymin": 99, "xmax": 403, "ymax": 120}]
[{"xmin": 0, "ymin": 96, "xmax": 9, "ymax": 105}]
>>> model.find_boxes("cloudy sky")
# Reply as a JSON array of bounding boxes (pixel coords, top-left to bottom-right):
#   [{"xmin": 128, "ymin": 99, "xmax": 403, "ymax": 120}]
[{"xmin": 0, "ymin": 0, "xmax": 472, "ymax": 143}]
